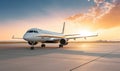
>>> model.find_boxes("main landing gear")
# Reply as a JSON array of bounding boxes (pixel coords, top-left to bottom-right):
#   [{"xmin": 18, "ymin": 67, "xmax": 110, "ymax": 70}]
[{"xmin": 41, "ymin": 44, "xmax": 46, "ymax": 48}]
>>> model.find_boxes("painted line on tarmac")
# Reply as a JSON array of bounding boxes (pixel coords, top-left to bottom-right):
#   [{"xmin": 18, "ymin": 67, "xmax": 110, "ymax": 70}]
[{"xmin": 69, "ymin": 49, "xmax": 119, "ymax": 71}]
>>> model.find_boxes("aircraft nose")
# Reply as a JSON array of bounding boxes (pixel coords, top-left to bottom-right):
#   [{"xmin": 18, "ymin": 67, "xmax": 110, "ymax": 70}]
[
  {"xmin": 23, "ymin": 33, "xmax": 32, "ymax": 41},
  {"xmin": 23, "ymin": 34, "xmax": 28, "ymax": 40}
]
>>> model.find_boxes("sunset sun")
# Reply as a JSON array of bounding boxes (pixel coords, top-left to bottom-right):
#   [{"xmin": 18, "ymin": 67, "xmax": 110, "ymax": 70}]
[{"xmin": 79, "ymin": 29, "xmax": 93, "ymax": 36}]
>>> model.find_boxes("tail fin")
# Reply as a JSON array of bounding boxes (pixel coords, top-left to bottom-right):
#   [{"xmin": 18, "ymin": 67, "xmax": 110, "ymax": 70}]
[{"xmin": 62, "ymin": 22, "xmax": 65, "ymax": 34}]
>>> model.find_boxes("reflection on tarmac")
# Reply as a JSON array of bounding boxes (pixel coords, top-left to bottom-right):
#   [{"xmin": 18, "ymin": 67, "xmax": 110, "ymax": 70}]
[{"xmin": 0, "ymin": 43, "xmax": 120, "ymax": 71}]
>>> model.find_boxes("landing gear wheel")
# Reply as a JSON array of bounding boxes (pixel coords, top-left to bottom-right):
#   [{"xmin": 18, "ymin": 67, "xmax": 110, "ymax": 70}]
[
  {"xmin": 30, "ymin": 47, "xmax": 34, "ymax": 50},
  {"xmin": 41, "ymin": 44, "xmax": 46, "ymax": 48},
  {"xmin": 59, "ymin": 44, "xmax": 63, "ymax": 48}
]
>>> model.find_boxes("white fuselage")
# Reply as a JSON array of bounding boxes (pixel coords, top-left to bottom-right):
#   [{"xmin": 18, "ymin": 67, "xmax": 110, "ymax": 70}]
[{"xmin": 23, "ymin": 28, "xmax": 64, "ymax": 43}]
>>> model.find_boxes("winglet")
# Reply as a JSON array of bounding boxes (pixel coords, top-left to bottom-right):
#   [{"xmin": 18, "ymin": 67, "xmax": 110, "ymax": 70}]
[{"xmin": 62, "ymin": 22, "xmax": 65, "ymax": 34}]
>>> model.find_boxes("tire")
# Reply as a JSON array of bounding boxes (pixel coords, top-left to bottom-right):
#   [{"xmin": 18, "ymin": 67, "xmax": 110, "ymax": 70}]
[
  {"xmin": 59, "ymin": 44, "xmax": 63, "ymax": 48},
  {"xmin": 41, "ymin": 44, "xmax": 45, "ymax": 48},
  {"xmin": 30, "ymin": 47, "xmax": 34, "ymax": 50}
]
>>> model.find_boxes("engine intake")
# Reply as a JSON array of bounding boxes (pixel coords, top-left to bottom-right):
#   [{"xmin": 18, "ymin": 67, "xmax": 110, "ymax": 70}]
[{"xmin": 60, "ymin": 39, "xmax": 68, "ymax": 45}]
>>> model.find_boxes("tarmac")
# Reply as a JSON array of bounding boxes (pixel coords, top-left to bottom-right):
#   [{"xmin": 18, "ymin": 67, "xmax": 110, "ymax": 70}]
[{"xmin": 0, "ymin": 42, "xmax": 120, "ymax": 71}]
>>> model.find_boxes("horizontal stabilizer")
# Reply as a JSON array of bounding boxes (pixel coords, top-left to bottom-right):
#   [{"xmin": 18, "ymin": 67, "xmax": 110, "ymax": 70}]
[{"xmin": 12, "ymin": 35, "xmax": 23, "ymax": 39}]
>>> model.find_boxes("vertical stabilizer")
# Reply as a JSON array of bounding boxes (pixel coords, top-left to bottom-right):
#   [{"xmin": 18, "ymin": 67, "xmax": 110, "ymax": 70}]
[{"xmin": 62, "ymin": 22, "xmax": 65, "ymax": 34}]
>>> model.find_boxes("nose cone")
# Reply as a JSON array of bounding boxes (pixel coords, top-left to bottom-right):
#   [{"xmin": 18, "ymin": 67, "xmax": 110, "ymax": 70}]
[
  {"xmin": 23, "ymin": 33, "xmax": 33, "ymax": 41},
  {"xmin": 23, "ymin": 33, "xmax": 28, "ymax": 40}
]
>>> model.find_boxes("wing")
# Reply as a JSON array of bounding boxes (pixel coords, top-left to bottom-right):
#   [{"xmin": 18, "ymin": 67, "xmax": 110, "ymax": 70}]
[
  {"xmin": 36, "ymin": 34, "xmax": 98, "ymax": 39},
  {"xmin": 66, "ymin": 34, "xmax": 98, "ymax": 40},
  {"xmin": 64, "ymin": 34, "xmax": 80, "ymax": 36}
]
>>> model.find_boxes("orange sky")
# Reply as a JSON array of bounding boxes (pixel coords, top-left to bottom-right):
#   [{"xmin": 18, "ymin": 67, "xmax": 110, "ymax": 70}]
[
  {"xmin": 0, "ymin": 18, "xmax": 120, "ymax": 41},
  {"xmin": 65, "ymin": 0, "xmax": 120, "ymax": 41},
  {"xmin": 0, "ymin": 0, "xmax": 120, "ymax": 41}
]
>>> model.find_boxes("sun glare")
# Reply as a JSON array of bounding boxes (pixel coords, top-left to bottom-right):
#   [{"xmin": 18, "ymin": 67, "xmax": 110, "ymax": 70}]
[{"xmin": 80, "ymin": 29, "xmax": 92, "ymax": 36}]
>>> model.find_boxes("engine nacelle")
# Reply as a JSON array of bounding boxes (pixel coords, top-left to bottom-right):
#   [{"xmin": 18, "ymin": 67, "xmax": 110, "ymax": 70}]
[
  {"xmin": 60, "ymin": 39, "xmax": 68, "ymax": 45},
  {"xmin": 28, "ymin": 41, "xmax": 38, "ymax": 45}
]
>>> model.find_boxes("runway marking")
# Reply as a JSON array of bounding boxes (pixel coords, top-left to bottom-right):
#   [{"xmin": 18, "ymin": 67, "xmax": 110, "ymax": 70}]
[{"xmin": 69, "ymin": 49, "xmax": 120, "ymax": 71}]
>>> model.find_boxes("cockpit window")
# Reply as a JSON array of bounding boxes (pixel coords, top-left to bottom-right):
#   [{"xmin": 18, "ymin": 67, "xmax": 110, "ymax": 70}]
[
  {"xmin": 27, "ymin": 30, "xmax": 38, "ymax": 33},
  {"xmin": 27, "ymin": 30, "xmax": 33, "ymax": 33},
  {"xmin": 34, "ymin": 30, "xmax": 38, "ymax": 33}
]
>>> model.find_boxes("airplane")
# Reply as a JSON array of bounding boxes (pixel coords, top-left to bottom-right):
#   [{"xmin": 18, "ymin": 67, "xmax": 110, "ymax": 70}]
[{"xmin": 13, "ymin": 22, "xmax": 98, "ymax": 50}]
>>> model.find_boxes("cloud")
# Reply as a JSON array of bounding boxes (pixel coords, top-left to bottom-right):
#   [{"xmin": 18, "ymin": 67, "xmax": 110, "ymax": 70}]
[
  {"xmin": 66, "ymin": 0, "xmax": 120, "ymax": 30},
  {"xmin": 88, "ymin": 0, "xmax": 91, "ymax": 1},
  {"xmin": 94, "ymin": 0, "xmax": 105, "ymax": 3}
]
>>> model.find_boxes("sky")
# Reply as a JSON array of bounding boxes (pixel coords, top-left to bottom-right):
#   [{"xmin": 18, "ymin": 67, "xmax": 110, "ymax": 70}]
[{"xmin": 0, "ymin": 0, "xmax": 120, "ymax": 41}]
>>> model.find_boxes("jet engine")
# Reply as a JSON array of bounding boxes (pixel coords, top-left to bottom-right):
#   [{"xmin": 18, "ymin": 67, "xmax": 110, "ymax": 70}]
[
  {"xmin": 28, "ymin": 41, "xmax": 38, "ymax": 45},
  {"xmin": 60, "ymin": 38, "xmax": 68, "ymax": 45}
]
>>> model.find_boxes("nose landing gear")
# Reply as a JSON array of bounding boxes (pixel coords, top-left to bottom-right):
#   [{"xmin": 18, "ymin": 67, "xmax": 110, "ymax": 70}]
[
  {"xmin": 30, "ymin": 46, "xmax": 34, "ymax": 50},
  {"xmin": 28, "ymin": 41, "xmax": 38, "ymax": 50},
  {"xmin": 59, "ymin": 44, "xmax": 63, "ymax": 48}
]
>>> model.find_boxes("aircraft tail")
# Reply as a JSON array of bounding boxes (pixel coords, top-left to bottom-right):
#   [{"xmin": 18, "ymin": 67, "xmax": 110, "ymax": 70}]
[{"xmin": 62, "ymin": 22, "xmax": 65, "ymax": 34}]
